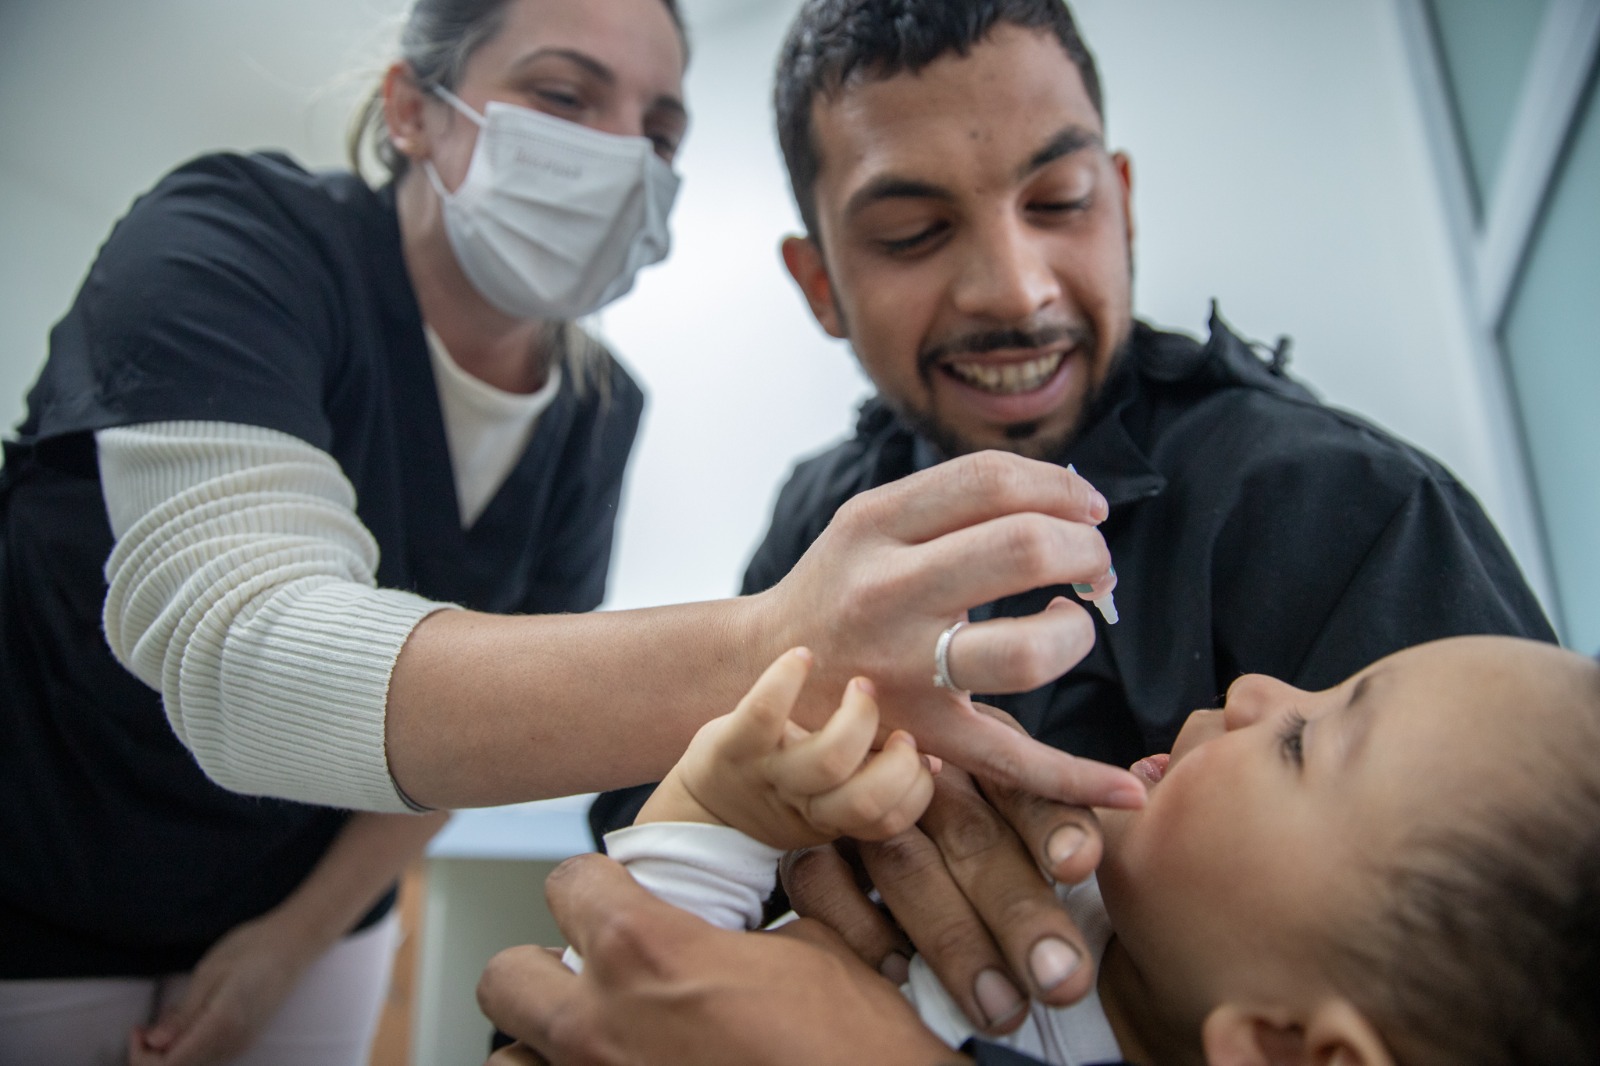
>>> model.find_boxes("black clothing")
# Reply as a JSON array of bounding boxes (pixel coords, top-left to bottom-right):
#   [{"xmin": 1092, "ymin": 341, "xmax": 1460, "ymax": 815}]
[
  {"xmin": 964, "ymin": 1038, "xmax": 1125, "ymax": 1065},
  {"xmin": 592, "ymin": 308, "xmax": 1552, "ymax": 837},
  {"xmin": 0, "ymin": 152, "xmax": 643, "ymax": 977},
  {"xmin": 743, "ymin": 309, "xmax": 1552, "ymax": 762}
]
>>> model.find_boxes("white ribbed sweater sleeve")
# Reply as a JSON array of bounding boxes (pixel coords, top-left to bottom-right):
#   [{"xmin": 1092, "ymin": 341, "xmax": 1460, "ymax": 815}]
[{"xmin": 97, "ymin": 420, "xmax": 458, "ymax": 812}]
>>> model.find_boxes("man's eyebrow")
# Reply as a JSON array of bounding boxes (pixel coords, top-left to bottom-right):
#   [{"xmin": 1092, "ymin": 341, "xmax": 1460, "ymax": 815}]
[
  {"xmin": 842, "ymin": 125, "xmax": 1104, "ymax": 221},
  {"xmin": 1019, "ymin": 125, "xmax": 1104, "ymax": 180},
  {"xmin": 842, "ymin": 177, "xmax": 952, "ymax": 221}
]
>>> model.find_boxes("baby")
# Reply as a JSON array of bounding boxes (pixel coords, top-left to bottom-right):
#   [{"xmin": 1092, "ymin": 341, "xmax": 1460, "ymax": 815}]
[{"xmin": 591, "ymin": 636, "xmax": 1600, "ymax": 1065}]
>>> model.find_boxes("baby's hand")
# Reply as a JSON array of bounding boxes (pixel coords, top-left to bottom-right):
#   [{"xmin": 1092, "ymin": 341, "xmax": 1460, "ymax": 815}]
[{"xmin": 637, "ymin": 648, "xmax": 935, "ymax": 851}]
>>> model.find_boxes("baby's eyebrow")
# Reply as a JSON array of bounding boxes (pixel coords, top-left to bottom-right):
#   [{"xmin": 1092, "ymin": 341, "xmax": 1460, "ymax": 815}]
[{"xmin": 1335, "ymin": 672, "xmax": 1382, "ymax": 770}]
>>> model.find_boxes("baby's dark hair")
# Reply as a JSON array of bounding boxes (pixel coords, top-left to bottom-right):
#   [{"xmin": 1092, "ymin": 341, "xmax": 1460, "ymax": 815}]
[
  {"xmin": 773, "ymin": 0, "xmax": 1102, "ymax": 240},
  {"xmin": 1329, "ymin": 657, "xmax": 1600, "ymax": 1064}
]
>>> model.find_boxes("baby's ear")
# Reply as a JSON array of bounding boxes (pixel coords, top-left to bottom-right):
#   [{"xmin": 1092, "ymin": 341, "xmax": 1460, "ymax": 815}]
[{"xmin": 1201, "ymin": 999, "xmax": 1395, "ymax": 1066}]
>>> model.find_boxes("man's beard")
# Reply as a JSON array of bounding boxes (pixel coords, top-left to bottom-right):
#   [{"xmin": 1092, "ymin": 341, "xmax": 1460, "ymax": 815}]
[
  {"xmin": 902, "ymin": 405, "xmax": 1082, "ymax": 463},
  {"xmin": 892, "ymin": 324, "xmax": 1131, "ymax": 465}
]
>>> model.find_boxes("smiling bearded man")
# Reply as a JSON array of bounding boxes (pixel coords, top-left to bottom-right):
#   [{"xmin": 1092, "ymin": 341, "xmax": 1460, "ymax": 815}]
[{"xmin": 588, "ymin": 3, "xmax": 1555, "ymax": 1048}]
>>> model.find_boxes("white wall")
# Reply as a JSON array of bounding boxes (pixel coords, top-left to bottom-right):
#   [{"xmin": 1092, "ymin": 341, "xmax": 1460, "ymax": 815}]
[
  {"xmin": 0, "ymin": 0, "xmax": 412, "ymax": 424},
  {"xmin": 1070, "ymin": 0, "xmax": 1546, "ymax": 604},
  {"xmin": 0, "ymin": 0, "xmax": 1549, "ymax": 615}
]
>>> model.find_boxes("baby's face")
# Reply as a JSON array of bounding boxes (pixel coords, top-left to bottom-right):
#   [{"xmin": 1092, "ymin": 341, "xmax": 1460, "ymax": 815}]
[{"xmin": 1096, "ymin": 636, "xmax": 1582, "ymax": 1016}]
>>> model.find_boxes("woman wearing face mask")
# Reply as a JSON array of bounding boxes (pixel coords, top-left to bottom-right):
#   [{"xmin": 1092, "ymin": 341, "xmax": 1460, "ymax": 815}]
[{"xmin": 0, "ymin": 0, "xmax": 1136, "ymax": 1061}]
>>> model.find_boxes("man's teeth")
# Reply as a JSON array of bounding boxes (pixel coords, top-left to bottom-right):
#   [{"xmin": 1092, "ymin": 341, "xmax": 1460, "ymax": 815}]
[{"xmin": 947, "ymin": 351, "xmax": 1065, "ymax": 394}]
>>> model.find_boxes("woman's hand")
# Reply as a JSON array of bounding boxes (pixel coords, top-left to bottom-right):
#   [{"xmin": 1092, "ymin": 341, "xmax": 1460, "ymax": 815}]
[
  {"xmin": 389, "ymin": 451, "xmax": 1146, "ymax": 813},
  {"xmin": 129, "ymin": 809, "xmax": 445, "ymax": 1064},
  {"xmin": 127, "ymin": 914, "xmax": 319, "ymax": 1066},
  {"xmin": 761, "ymin": 451, "xmax": 1144, "ymax": 810}
]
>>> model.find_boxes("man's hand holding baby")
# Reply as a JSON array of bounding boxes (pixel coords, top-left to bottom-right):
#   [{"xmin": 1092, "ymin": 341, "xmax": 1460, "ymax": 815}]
[
  {"xmin": 636, "ymin": 647, "xmax": 936, "ymax": 848},
  {"xmin": 783, "ymin": 706, "xmax": 1103, "ymax": 1035}
]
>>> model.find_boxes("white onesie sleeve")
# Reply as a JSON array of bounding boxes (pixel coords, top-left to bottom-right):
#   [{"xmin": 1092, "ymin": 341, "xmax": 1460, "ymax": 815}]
[
  {"xmin": 97, "ymin": 420, "xmax": 458, "ymax": 812},
  {"xmin": 561, "ymin": 823, "xmax": 784, "ymax": 973}
]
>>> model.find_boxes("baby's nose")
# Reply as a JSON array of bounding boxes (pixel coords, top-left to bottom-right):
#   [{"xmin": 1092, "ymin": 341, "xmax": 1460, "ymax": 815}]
[{"xmin": 1222, "ymin": 674, "xmax": 1299, "ymax": 730}]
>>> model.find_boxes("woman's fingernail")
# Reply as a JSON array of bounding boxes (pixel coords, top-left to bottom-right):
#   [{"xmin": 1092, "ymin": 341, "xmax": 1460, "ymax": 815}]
[
  {"xmin": 1066, "ymin": 464, "xmax": 1108, "ymax": 522},
  {"xmin": 852, "ymin": 676, "xmax": 876, "ymax": 697},
  {"xmin": 1029, "ymin": 937, "xmax": 1083, "ymax": 992},
  {"xmin": 974, "ymin": 968, "xmax": 1026, "ymax": 1028},
  {"xmin": 879, "ymin": 951, "xmax": 912, "ymax": 984},
  {"xmin": 1108, "ymin": 782, "xmax": 1147, "ymax": 809},
  {"xmin": 1046, "ymin": 825, "xmax": 1087, "ymax": 869}
]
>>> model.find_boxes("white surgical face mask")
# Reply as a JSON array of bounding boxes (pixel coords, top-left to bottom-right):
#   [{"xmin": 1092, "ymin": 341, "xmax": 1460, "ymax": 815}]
[{"xmin": 423, "ymin": 87, "xmax": 681, "ymax": 321}]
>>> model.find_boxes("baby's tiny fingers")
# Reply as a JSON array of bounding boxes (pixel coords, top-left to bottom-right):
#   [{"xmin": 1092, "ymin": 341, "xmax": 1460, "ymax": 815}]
[
  {"xmin": 770, "ymin": 677, "xmax": 879, "ymax": 795},
  {"xmin": 805, "ymin": 732, "xmax": 935, "ymax": 841},
  {"xmin": 722, "ymin": 647, "xmax": 814, "ymax": 757}
]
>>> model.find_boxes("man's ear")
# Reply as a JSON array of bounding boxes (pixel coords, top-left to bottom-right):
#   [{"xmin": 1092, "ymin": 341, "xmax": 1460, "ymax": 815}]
[
  {"xmin": 1111, "ymin": 150, "xmax": 1135, "ymax": 249},
  {"xmin": 382, "ymin": 61, "xmax": 431, "ymax": 162},
  {"xmin": 780, "ymin": 235, "xmax": 847, "ymax": 339},
  {"xmin": 1202, "ymin": 1000, "xmax": 1395, "ymax": 1066}
]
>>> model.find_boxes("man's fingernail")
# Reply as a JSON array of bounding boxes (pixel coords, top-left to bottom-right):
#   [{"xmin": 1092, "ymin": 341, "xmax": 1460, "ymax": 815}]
[
  {"xmin": 1029, "ymin": 937, "xmax": 1083, "ymax": 992},
  {"xmin": 974, "ymin": 968, "xmax": 1025, "ymax": 1027},
  {"xmin": 1046, "ymin": 825, "xmax": 1087, "ymax": 869},
  {"xmin": 879, "ymin": 951, "xmax": 911, "ymax": 984}
]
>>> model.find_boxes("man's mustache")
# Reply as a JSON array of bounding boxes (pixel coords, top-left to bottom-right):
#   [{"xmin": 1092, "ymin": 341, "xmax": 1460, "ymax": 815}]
[{"xmin": 918, "ymin": 322, "xmax": 1094, "ymax": 374}]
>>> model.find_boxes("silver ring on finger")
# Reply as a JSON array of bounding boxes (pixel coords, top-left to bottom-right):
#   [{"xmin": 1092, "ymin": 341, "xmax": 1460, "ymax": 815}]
[{"xmin": 933, "ymin": 620, "xmax": 969, "ymax": 695}]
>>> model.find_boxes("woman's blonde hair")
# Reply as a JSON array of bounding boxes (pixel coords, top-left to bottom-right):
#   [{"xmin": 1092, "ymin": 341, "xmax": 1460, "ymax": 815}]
[{"xmin": 346, "ymin": 0, "xmax": 687, "ymax": 182}]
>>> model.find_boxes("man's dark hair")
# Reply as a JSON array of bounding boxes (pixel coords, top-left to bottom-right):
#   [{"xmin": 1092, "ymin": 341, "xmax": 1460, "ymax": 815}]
[
  {"xmin": 1328, "ymin": 666, "xmax": 1600, "ymax": 1065},
  {"xmin": 774, "ymin": 0, "xmax": 1104, "ymax": 239}
]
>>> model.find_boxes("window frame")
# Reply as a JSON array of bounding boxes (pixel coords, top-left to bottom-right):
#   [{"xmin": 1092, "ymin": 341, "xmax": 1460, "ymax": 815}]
[{"xmin": 1395, "ymin": 0, "xmax": 1600, "ymax": 641}]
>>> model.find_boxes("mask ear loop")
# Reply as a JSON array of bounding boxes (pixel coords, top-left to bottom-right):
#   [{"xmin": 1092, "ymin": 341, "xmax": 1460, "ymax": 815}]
[
  {"xmin": 430, "ymin": 84, "xmax": 487, "ymax": 127},
  {"xmin": 421, "ymin": 85, "xmax": 487, "ymax": 201},
  {"xmin": 421, "ymin": 159, "xmax": 454, "ymax": 202}
]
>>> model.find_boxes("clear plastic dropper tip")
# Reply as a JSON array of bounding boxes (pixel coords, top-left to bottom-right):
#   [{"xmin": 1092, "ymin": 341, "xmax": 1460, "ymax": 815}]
[{"xmin": 1095, "ymin": 594, "xmax": 1119, "ymax": 625}]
